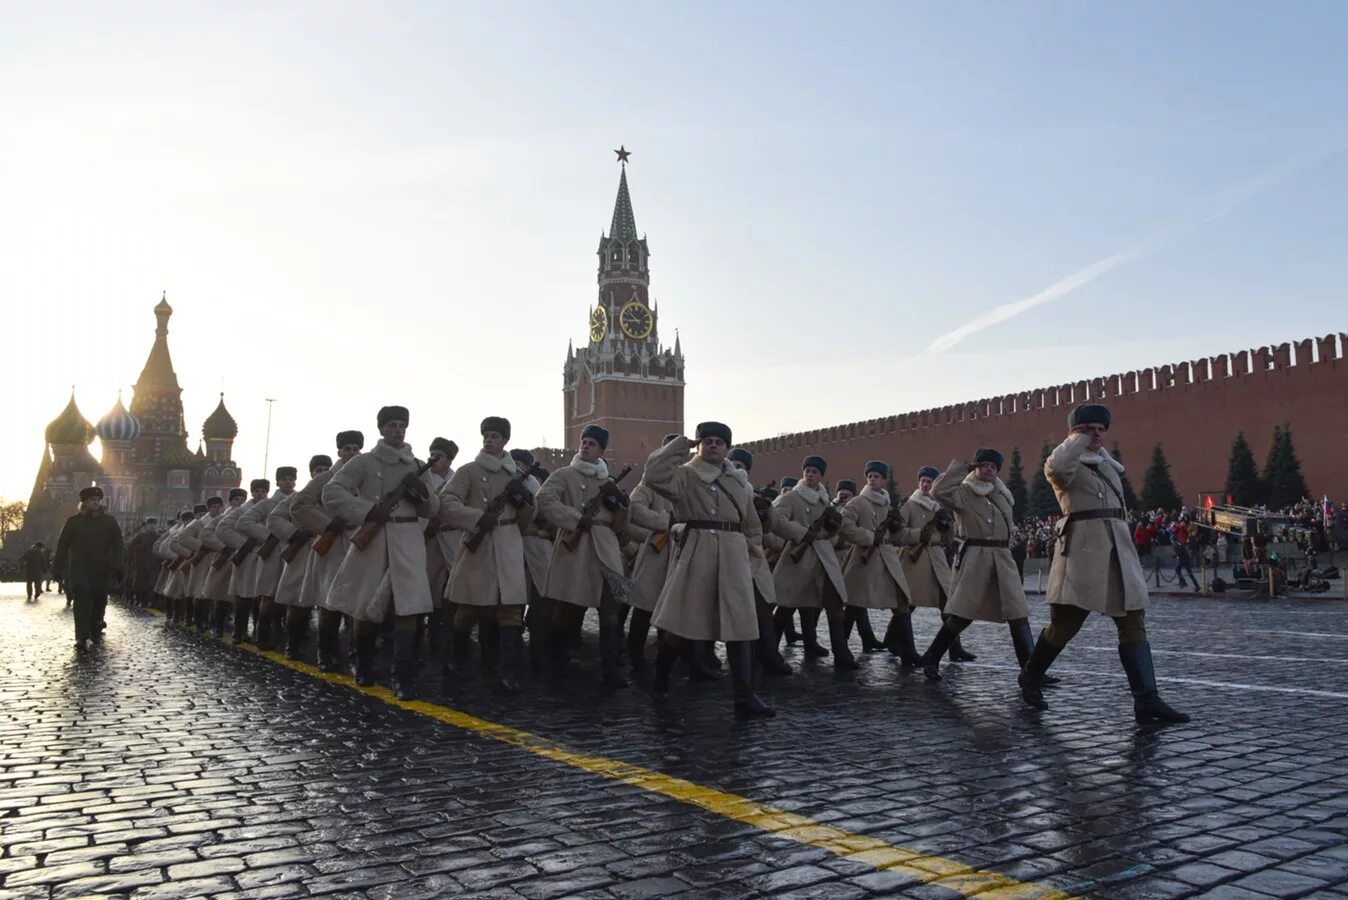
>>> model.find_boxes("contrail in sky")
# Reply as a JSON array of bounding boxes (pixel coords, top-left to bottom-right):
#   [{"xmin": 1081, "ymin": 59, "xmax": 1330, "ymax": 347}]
[{"xmin": 925, "ymin": 145, "xmax": 1345, "ymax": 355}]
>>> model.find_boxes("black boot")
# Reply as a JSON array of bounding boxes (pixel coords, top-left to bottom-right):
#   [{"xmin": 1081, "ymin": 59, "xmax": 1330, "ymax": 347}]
[
  {"xmin": 231, "ymin": 598, "xmax": 252, "ymax": 644},
  {"xmin": 627, "ymin": 609, "xmax": 650, "ymax": 676},
  {"xmin": 600, "ymin": 619, "xmax": 629, "ymax": 689},
  {"xmin": 1018, "ymin": 633, "xmax": 1063, "ymax": 711},
  {"xmin": 527, "ymin": 607, "xmax": 549, "ymax": 677},
  {"xmin": 1009, "ymin": 619, "xmax": 1035, "ymax": 667},
  {"xmin": 827, "ymin": 614, "xmax": 860, "ymax": 671},
  {"xmin": 683, "ymin": 640, "xmax": 720, "ymax": 682},
  {"xmin": 353, "ymin": 627, "xmax": 377, "ymax": 686},
  {"xmin": 284, "ymin": 606, "xmax": 309, "ymax": 660},
  {"xmin": 948, "ymin": 632, "xmax": 977, "ymax": 662},
  {"xmin": 800, "ymin": 609, "xmax": 829, "ymax": 658},
  {"xmin": 498, "ymin": 626, "xmax": 523, "ymax": 693},
  {"xmin": 701, "ymin": 641, "xmax": 723, "ymax": 671},
  {"xmin": 316, "ymin": 611, "xmax": 341, "ymax": 672},
  {"xmin": 652, "ymin": 639, "xmax": 678, "ymax": 698},
  {"xmin": 757, "ymin": 617, "xmax": 793, "ymax": 675},
  {"xmin": 920, "ymin": 624, "xmax": 959, "ymax": 680},
  {"xmin": 212, "ymin": 600, "xmax": 229, "ymax": 638},
  {"xmin": 851, "ymin": 608, "xmax": 885, "ymax": 652},
  {"xmin": 885, "ymin": 609, "xmax": 924, "ymax": 668},
  {"xmin": 255, "ymin": 599, "xmax": 278, "ymax": 651},
  {"xmin": 1119, "ymin": 641, "xmax": 1190, "ymax": 724},
  {"xmin": 479, "ymin": 618, "xmax": 501, "ymax": 676},
  {"xmin": 391, "ymin": 628, "xmax": 418, "ymax": 701},
  {"xmin": 728, "ymin": 641, "xmax": 775, "ymax": 717},
  {"xmin": 773, "ymin": 606, "xmax": 799, "ymax": 647},
  {"xmin": 448, "ymin": 627, "xmax": 473, "ymax": 678}
]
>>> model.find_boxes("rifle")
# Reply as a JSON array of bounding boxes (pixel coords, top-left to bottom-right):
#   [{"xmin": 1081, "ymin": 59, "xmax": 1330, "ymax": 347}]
[
  {"xmin": 461, "ymin": 463, "xmax": 549, "ymax": 553},
  {"xmin": 860, "ymin": 507, "xmax": 903, "ymax": 565},
  {"xmin": 562, "ymin": 465, "xmax": 634, "ymax": 551},
  {"xmin": 230, "ymin": 537, "xmax": 258, "ymax": 567},
  {"xmin": 257, "ymin": 533, "xmax": 280, "ymax": 561},
  {"xmin": 351, "ymin": 459, "xmax": 437, "ymax": 551},
  {"xmin": 788, "ymin": 506, "xmax": 842, "ymax": 563},
  {"xmin": 310, "ymin": 519, "xmax": 347, "ymax": 557},
  {"xmin": 280, "ymin": 530, "xmax": 314, "ymax": 563},
  {"xmin": 906, "ymin": 509, "xmax": 954, "ymax": 562},
  {"xmin": 190, "ymin": 546, "xmax": 210, "ymax": 566}
]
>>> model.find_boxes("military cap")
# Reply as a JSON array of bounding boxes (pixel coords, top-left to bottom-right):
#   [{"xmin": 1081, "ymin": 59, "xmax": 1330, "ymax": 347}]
[
  {"xmin": 802, "ymin": 455, "xmax": 827, "ymax": 475},
  {"xmin": 1069, "ymin": 403, "xmax": 1111, "ymax": 430},
  {"xmin": 728, "ymin": 448, "xmax": 753, "ymax": 471},
  {"xmin": 973, "ymin": 448, "xmax": 1004, "ymax": 470},
  {"xmin": 336, "ymin": 430, "xmax": 364, "ymax": 449},
  {"xmin": 480, "ymin": 416, "xmax": 511, "ymax": 441}
]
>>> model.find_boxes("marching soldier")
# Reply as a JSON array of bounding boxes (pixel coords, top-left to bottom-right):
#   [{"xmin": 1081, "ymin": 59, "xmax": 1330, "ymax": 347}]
[
  {"xmin": 323, "ymin": 407, "xmax": 437, "ymax": 700},
  {"xmin": 165, "ymin": 508, "xmax": 203, "ymax": 625},
  {"xmin": 437, "ymin": 417, "xmax": 536, "ymax": 691},
  {"xmin": 728, "ymin": 447, "xmax": 793, "ymax": 676},
  {"xmin": 203, "ymin": 489, "xmax": 247, "ymax": 636},
  {"xmin": 625, "ymin": 434, "xmax": 681, "ymax": 676},
  {"xmin": 645, "ymin": 423, "xmax": 773, "ymax": 717},
  {"xmin": 151, "ymin": 514, "xmax": 183, "ymax": 611},
  {"xmin": 268, "ymin": 455, "xmax": 331, "ymax": 658},
  {"xmin": 831, "ymin": 477, "xmax": 885, "ymax": 652},
  {"xmin": 241, "ymin": 467, "xmax": 297, "ymax": 649},
  {"xmin": 423, "ymin": 437, "xmax": 460, "ymax": 656},
  {"xmin": 839, "ymin": 461, "xmax": 912, "ymax": 656},
  {"xmin": 919, "ymin": 449, "xmax": 1034, "ymax": 680},
  {"xmin": 1019, "ymin": 404, "xmax": 1189, "ymax": 723},
  {"xmin": 54, "ymin": 486, "xmax": 123, "ymax": 651},
  {"xmin": 293, "ymin": 431, "xmax": 365, "ymax": 671},
  {"xmin": 771, "ymin": 455, "xmax": 854, "ymax": 670},
  {"xmin": 189, "ymin": 497, "xmax": 226, "ymax": 630},
  {"xmin": 834, "ymin": 479, "xmax": 857, "ymax": 505},
  {"xmin": 510, "ymin": 449, "xmax": 555, "ymax": 676},
  {"xmin": 220, "ymin": 479, "xmax": 271, "ymax": 644},
  {"xmin": 537, "ymin": 424, "xmax": 631, "ymax": 688},
  {"xmin": 894, "ymin": 466, "xmax": 960, "ymax": 667}
]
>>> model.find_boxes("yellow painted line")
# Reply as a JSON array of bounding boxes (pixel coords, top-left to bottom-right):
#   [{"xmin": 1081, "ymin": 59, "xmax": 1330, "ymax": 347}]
[{"xmin": 141, "ymin": 606, "xmax": 1074, "ymax": 899}]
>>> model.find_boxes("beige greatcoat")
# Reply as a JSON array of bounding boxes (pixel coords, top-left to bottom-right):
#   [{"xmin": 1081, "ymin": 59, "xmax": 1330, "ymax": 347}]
[
  {"xmin": 625, "ymin": 480, "xmax": 675, "ymax": 613},
  {"xmin": 770, "ymin": 482, "xmax": 848, "ymax": 609},
  {"xmin": 520, "ymin": 512, "xmax": 554, "ymax": 599},
  {"xmin": 537, "ymin": 457, "xmax": 630, "ymax": 609},
  {"xmin": 839, "ymin": 488, "xmax": 912, "ymax": 609},
  {"xmin": 323, "ymin": 441, "xmax": 438, "ymax": 621},
  {"xmin": 167, "ymin": 518, "xmax": 203, "ymax": 599},
  {"xmin": 439, "ymin": 451, "xmax": 536, "ymax": 608},
  {"xmin": 291, "ymin": 459, "xmax": 352, "ymax": 611},
  {"xmin": 1045, "ymin": 434, "xmax": 1149, "ymax": 614},
  {"xmin": 932, "ymin": 460, "xmax": 1029, "ymax": 623},
  {"xmin": 190, "ymin": 512, "xmax": 225, "ymax": 597},
  {"xmin": 644, "ymin": 437, "xmax": 760, "ymax": 641},
  {"xmin": 422, "ymin": 468, "xmax": 458, "ymax": 606},
  {"xmin": 242, "ymin": 491, "xmax": 288, "ymax": 598},
  {"xmin": 898, "ymin": 491, "xmax": 955, "ymax": 609},
  {"xmin": 748, "ymin": 502, "xmax": 783, "ymax": 606},
  {"xmin": 203, "ymin": 507, "xmax": 242, "ymax": 602},
  {"xmin": 266, "ymin": 491, "xmax": 308, "ymax": 606},
  {"xmin": 221, "ymin": 499, "xmax": 260, "ymax": 598},
  {"xmin": 152, "ymin": 525, "xmax": 180, "ymax": 595}
]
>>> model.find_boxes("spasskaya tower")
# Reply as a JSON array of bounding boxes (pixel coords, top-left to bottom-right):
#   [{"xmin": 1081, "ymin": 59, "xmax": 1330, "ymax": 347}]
[{"xmin": 562, "ymin": 147, "xmax": 685, "ymax": 466}]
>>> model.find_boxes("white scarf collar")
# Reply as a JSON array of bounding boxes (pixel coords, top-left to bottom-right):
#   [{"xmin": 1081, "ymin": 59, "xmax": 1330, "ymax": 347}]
[
  {"xmin": 793, "ymin": 481, "xmax": 828, "ymax": 506},
  {"xmin": 688, "ymin": 455, "xmax": 749, "ymax": 486},
  {"xmin": 372, "ymin": 440, "xmax": 416, "ymax": 466},
  {"xmin": 570, "ymin": 454, "xmax": 609, "ymax": 480},
  {"xmin": 964, "ymin": 470, "xmax": 1015, "ymax": 506},
  {"xmin": 860, "ymin": 486, "xmax": 890, "ymax": 506},
  {"xmin": 908, "ymin": 488, "xmax": 940, "ymax": 512},
  {"xmin": 1080, "ymin": 447, "xmax": 1126, "ymax": 474},
  {"xmin": 476, "ymin": 450, "xmax": 513, "ymax": 474}
]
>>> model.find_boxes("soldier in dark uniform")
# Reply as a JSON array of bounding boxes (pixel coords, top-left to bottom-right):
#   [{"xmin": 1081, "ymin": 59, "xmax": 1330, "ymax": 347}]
[
  {"xmin": 54, "ymin": 486, "xmax": 124, "ymax": 651},
  {"xmin": 22, "ymin": 543, "xmax": 46, "ymax": 600}
]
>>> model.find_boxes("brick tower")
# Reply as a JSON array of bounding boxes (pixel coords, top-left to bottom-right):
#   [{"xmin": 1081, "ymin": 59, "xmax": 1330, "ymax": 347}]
[{"xmin": 562, "ymin": 149, "xmax": 685, "ymax": 467}]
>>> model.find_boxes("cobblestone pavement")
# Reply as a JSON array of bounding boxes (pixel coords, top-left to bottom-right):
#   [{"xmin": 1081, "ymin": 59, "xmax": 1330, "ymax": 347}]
[{"xmin": 2, "ymin": 584, "xmax": 1348, "ymax": 899}]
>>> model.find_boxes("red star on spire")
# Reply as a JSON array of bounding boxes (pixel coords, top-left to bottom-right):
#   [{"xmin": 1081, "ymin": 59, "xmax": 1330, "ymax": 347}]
[{"xmin": 614, "ymin": 145, "xmax": 631, "ymax": 164}]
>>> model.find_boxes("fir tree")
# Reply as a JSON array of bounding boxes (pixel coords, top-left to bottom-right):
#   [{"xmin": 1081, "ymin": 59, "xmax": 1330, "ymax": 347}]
[
  {"xmin": 1029, "ymin": 442, "xmax": 1060, "ymax": 518},
  {"xmin": 1263, "ymin": 424, "xmax": 1310, "ymax": 509},
  {"xmin": 1006, "ymin": 447, "xmax": 1029, "ymax": 523},
  {"xmin": 1224, "ymin": 431, "xmax": 1264, "ymax": 507},
  {"xmin": 1111, "ymin": 443, "xmax": 1141, "ymax": 511},
  {"xmin": 1141, "ymin": 443, "xmax": 1183, "ymax": 512}
]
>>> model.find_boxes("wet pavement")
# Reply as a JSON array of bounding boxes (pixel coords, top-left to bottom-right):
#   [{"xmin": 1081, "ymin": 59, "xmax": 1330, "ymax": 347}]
[{"xmin": 2, "ymin": 584, "xmax": 1347, "ymax": 899}]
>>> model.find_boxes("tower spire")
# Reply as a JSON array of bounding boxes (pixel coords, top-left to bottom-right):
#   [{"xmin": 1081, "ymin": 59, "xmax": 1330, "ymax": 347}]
[{"xmin": 608, "ymin": 166, "xmax": 638, "ymax": 243}]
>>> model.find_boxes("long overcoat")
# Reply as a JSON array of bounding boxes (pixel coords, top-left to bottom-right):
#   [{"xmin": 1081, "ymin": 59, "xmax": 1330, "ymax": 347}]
[
  {"xmin": 323, "ymin": 441, "xmax": 438, "ymax": 621},
  {"xmin": 839, "ymin": 488, "xmax": 911, "ymax": 609},
  {"xmin": 203, "ymin": 506, "xmax": 243, "ymax": 602},
  {"xmin": 167, "ymin": 517, "xmax": 204, "ymax": 599},
  {"xmin": 932, "ymin": 460, "xmax": 1029, "ymax": 623},
  {"xmin": 537, "ymin": 458, "xmax": 629, "ymax": 609},
  {"xmin": 191, "ymin": 512, "xmax": 226, "ymax": 598},
  {"xmin": 644, "ymin": 437, "xmax": 760, "ymax": 641},
  {"xmin": 770, "ymin": 483, "xmax": 848, "ymax": 609},
  {"xmin": 422, "ymin": 467, "xmax": 458, "ymax": 606},
  {"xmin": 439, "ymin": 451, "xmax": 536, "ymax": 608},
  {"xmin": 625, "ymin": 480, "xmax": 675, "ymax": 613},
  {"xmin": 266, "ymin": 491, "xmax": 307, "ymax": 605},
  {"xmin": 220, "ymin": 499, "xmax": 259, "ymax": 598},
  {"xmin": 153, "ymin": 524, "xmax": 181, "ymax": 595},
  {"xmin": 291, "ymin": 458, "xmax": 352, "ymax": 611},
  {"xmin": 1045, "ymin": 434, "xmax": 1149, "ymax": 614},
  {"xmin": 898, "ymin": 491, "xmax": 955, "ymax": 609},
  {"xmin": 240, "ymin": 491, "xmax": 287, "ymax": 598}
]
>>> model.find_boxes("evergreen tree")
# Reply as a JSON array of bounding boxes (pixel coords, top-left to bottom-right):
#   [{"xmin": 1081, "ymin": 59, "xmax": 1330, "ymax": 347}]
[
  {"xmin": 1224, "ymin": 431, "xmax": 1264, "ymax": 507},
  {"xmin": 1006, "ymin": 447, "xmax": 1029, "ymax": 523},
  {"xmin": 1141, "ymin": 443, "xmax": 1183, "ymax": 512},
  {"xmin": 1263, "ymin": 424, "xmax": 1310, "ymax": 509},
  {"xmin": 1029, "ymin": 442, "xmax": 1060, "ymax": 518},
  {"xmin": 1111, "ymin": 443, "xmax": 1141, "ymax": 511},
  {"xmin": 885, "ymin": 474, "xmax": 901, "ymax": 502}
]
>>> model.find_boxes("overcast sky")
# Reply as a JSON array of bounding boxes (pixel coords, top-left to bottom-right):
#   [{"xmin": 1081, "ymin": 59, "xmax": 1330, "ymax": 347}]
[{"xmin": 3, "ymin": 2, "xmax": 1346, "ymax": 499}]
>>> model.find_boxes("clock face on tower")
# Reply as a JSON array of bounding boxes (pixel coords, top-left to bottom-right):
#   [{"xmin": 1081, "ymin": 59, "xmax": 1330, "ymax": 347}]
[
  {"xmin": 589, "ymin": 306, "xmax": 608, "ymax": 343},
  {"xmin": 619, "ymin": 301, "xmax": 653, "ymax": 339}
]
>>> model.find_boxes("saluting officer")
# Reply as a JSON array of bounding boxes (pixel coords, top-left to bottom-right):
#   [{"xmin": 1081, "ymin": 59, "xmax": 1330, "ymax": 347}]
[{"xmin": 1019, "ymin": 404, "xmax": 1189, "ymax": 723}]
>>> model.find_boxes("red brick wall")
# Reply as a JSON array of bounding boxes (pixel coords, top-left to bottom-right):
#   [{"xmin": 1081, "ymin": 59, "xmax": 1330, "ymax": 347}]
[
  {"xmin": 739, "ymin": 334, "xmax": 1348, "ymax": 504},
  {"xmin": 563, "ymin": 379, "xmax": 684, "ymax": 472}
]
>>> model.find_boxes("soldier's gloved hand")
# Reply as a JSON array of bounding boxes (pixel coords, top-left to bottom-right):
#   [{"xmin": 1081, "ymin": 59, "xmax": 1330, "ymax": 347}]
[
  {"xmin": 365, "ymin": 505, "xmax": 390, "ymax": 525},
  {"xmin": 600, "ymin": 482, "xmax": 629, "ymax": 509},
  {"xmin": 753, "ymin": 495, "xmax": 772, "ymax": 514},
  {"xmin": 821, "ymin": 507, "xmax": 842, "ymax": 532},
  {"xmin": 401, "ymin": 474, "xmax": 430, "ymax": 502},
  {"xmin": 577, "ymin": 514, "xmax": 594, "ymax": 533},
  {"xmin": 601, "ymin": 493, "xmax": 623, "ymax": 512},
  {"xmin": 508, "ymin": 490, "xmax": 532, "ymax": 509},
  {"xmin": 935, "ymin": 512, "xmax": 953, "ymax": 532},
  {"xmin": 478, "ymin": 509, "xmax": 499, "ymax": 530}
]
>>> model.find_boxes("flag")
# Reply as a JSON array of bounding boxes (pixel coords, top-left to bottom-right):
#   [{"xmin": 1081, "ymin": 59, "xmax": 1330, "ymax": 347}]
[{"xmin": 1324, "ymin": 495, "xmax": 1333, "ymax": 529}]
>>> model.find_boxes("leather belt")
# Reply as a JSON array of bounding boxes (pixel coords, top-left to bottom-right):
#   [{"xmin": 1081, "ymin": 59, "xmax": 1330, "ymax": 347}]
[
  {"xmin": 956, "ymin": 538, "xmax": 1009, "ymax": 568},
  {"xmin": 682, "ymin": 520, "xmax": 740, "ymax": 532},
  {"xmin": 388, "ymin": 516, "xmax": 419, "ymax": 523},
  {"xmin": 1058, "ymin": 508, "xmax": 1125, "ymax": 556}
]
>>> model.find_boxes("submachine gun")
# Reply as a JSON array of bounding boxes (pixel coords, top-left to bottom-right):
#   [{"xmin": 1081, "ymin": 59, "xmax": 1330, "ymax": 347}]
[
  {"xmin": 562, "ymin": 465, "xmax": 634, "ymax": 551},
  {"xmin": 461, "ymin": 463, "xmax": 549, "ymax": 553}
]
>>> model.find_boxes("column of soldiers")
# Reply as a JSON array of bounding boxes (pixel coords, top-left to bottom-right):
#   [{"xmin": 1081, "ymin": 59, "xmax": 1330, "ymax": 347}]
[{"xmin": 88, "ymin": 401, "xmax": 1186, "ymax": 725}]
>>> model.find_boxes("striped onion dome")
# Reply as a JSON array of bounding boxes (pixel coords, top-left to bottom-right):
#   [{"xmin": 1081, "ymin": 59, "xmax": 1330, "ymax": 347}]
[{"xmin": 95, "ymin": 391, "xmax": 142, "ymax": 443}]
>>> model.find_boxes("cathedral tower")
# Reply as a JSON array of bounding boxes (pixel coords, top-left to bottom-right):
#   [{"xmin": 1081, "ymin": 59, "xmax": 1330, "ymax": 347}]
[{"xmin": 563, "ymin": 149, "xmax": 685, "ymax": 466}]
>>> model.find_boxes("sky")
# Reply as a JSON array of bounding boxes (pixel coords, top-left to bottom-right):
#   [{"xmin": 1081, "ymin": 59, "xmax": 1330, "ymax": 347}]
[{"xmin": 3, "ymin": 1, "xmax": 1346, "ymax": 500}]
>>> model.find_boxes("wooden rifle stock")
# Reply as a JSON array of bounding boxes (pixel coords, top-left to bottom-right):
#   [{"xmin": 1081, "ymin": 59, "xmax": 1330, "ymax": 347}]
[
  {"xmin": 351, "ymin": 459, "xmax": 436, "ymax": 552},
  {"xmin": 562, "ymin": 465, "xmax": 634, "ymax": 552},
  {"xmin": 788, "ymin": 509, "xmax": 840, "ymax": 564},
  {"xmin": 860, "ymin": 509, "xmax": 902, "ymax": 565},
  {"xmin": 462, "ymin": 463, "xmax": 548, "ymax": 554},
  {"xmin": 905, "ymin": 510, "xmax": 952, "ymax": 563},
  {"xmin": 310, "ymin": 520, "xmax": 346, "ymax": 557},
  {"xmin": 280, "ymin": 530, "xmax": 313, "ymax": 564},
  {"xmin": 257, "ymin": 533, "xmax": 280, "ymax": 561},
  {"xmin": 230, "ymin": 538, "xmax": 258, "ymax": 567}
]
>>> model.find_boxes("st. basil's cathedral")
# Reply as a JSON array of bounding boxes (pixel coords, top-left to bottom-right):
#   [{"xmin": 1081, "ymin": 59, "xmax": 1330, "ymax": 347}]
[{"xmin": 18, "ymin": 294, "xmax": 243, "ymax": 544}]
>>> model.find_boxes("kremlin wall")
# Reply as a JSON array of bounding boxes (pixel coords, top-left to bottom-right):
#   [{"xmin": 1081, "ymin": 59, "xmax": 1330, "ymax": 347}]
[{"xmin": 739, "ymin": 333, "xmax": 1348, "ymax": 505}]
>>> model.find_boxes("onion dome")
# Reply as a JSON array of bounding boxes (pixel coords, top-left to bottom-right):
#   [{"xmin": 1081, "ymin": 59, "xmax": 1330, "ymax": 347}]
[
  {"xmin": 95, "ymin": 390, "xmax": 142, "ymax": 443},
  {"xmin": 161, "ymin": 442, "xmax": 199, "ymax": 470},
  {"xmin": 203, "ymin": 393, "xmax": 238, "ymax": 440},
  {"xmin": 45, "ymin": 390, "xmax": 94, "ymax": 446},
  {"xmin": 195, "ymin": 441, "xmax": 206, "ymax": 461}
]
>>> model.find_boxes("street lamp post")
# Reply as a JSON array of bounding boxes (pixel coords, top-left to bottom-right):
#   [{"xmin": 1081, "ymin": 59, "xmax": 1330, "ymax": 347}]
[{"xmin": 263, "ymin": 398, "xmax": 277, "ymax": 476}]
